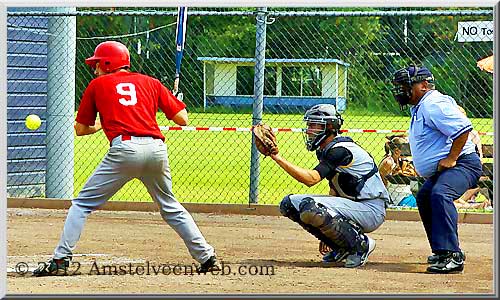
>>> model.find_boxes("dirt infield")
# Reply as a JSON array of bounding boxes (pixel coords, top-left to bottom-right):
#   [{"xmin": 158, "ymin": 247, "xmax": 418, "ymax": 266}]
[{"xmin": 7, "ymin": 208, "xmax": 494, "ymax": 294}]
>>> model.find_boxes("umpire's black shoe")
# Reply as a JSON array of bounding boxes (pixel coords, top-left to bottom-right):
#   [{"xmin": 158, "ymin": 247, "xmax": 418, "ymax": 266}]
[
  {"xmin": 32, "ymin": 257, "xmax": 70, "ymax": 277},
  {"xmin": 427, "ymin": 254, "xmax": 439, "ymax": 264},
  {"xmin": 428, "ymin": 250, "xmax": 466, "ymax": 264},
  {"xmin": 426, "ymin": 251, "xmax": 465, "ymax": 274},
  {"xmin": 197, "ymin": 256, "xmax": 221, "ymax": 273}
]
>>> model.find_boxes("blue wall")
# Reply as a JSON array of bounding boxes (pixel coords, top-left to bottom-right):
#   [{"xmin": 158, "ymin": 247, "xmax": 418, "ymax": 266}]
[{"xmin": 7, "ymin": 10, "xmax": 48, "ymax": 197}]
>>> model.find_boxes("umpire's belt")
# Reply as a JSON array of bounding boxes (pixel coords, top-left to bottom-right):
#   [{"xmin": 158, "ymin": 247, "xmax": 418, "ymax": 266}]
[{"xmin": 111, "ymin": 135, "xmax": 156, "ymax": 146}]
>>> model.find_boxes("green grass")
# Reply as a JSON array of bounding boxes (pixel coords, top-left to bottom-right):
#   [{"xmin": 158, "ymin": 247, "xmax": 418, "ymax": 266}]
[{"xmin": 74, "ymin": 112, "xmax": 494, "ymax": 205}]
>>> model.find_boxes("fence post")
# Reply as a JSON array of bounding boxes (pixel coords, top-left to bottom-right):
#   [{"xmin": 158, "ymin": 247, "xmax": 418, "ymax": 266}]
[
  {"xmin": 45, "ymin": 7, "xmax": 76, "ymax": 199},
  {"xmin": 249, "ymin": 7, "xmax": 268, "ymax": 204}
]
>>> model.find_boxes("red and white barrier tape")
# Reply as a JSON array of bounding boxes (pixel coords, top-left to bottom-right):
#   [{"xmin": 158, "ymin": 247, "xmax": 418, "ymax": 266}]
[{"xmin": 159, "ymin": 126, "xmax": 494, "ymax": 136}]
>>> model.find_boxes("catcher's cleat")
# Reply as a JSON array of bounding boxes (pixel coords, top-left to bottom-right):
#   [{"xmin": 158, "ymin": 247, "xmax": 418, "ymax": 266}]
[
  {"xmin": 322, "ymin": 248, "xmax": 350, "ymax": 263},
  {"xmin": 428, "ymin": 250, "xmax": 466, "ymax": 265},
  {"xmin": 426, "ymin": 251, "xmax": 464, "ymax": 274},
  {"xmin": 319, "ymin": 241, "xmax": 349, "ymax": 263},
  {"xmin": 197, "ymin": 256, "xmax": 221, "ymax": 273},
  {"xmin": 344, "ymin": 236, "xmax": 376, "ymax": 268},
  {"xmin": 32, "ymin": 257, "xmax": 70, "ymax": 277}
]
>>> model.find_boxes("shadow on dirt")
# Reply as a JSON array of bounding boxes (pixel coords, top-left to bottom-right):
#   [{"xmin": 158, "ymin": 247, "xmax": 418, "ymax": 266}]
[{"xmin": 240, "ymin": 258, "xmax": 426, "ymax": 273}]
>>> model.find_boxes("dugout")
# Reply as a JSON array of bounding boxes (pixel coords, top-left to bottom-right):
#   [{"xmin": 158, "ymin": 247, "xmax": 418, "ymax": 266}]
[{"xmin": 197, "ymin": 57, "xmax": 349, "ymax": 112}]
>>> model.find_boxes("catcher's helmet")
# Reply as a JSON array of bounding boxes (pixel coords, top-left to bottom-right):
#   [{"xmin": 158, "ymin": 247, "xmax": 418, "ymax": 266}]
[
  {"xmin": 392, "ymin": 65, "xmax": 434, "ymax": 108},
  {"xmin": 85, "ymin": 41, "xmax": 130, "ymax": 73},
  {"xmin": 303, "ymin": 104, "xmax": 344, "ymax": 151}
]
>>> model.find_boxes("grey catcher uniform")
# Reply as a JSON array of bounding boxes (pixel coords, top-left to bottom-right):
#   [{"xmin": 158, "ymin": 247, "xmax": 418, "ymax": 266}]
[
  {"xmin": 272, "ymin": 104, "xmax": 389, "ymax": 268},
  {"xmin": 287, "ymin": 139, "xmax": 388, "ymax": 232},
  {"xmin": 33, "ymin": 41, "xmax": 219, "ymax": 276}
]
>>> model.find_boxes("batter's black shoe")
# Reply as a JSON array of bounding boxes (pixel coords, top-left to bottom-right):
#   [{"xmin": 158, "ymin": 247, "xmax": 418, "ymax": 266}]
[
  {"xmin": 32, "ymin": 257, "xmax": 70, "ymax": 277},
  {"xmin": 428, "ymin": 250, "xmax": 466, "ymax": 264},
  {"xmin": 426, "ymin": 251, "xmax": 465, "ymax": 274},
  {"xmin": 197, "ymin": 256, "xmax": 221, "ymax": 273}
]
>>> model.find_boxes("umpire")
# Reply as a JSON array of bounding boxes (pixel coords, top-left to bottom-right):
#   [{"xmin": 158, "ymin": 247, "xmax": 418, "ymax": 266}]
[{"xmin": 392, "ymin": 65, "xmax": 482, "ymax": 274}]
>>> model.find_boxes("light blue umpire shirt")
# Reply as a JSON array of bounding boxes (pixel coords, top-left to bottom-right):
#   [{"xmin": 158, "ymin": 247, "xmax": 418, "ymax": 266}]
[{"xmin": 408, "ymin": 89, "xmax": 477, "ymax": 178}]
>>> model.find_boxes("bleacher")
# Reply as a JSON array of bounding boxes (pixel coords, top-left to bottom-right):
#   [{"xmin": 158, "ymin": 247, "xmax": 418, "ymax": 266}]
[
  {"xmin": 386, "ymin": 143, "xmax": 494, "ymax": 201},
  {"xmin": 198, "ymin": 57, "xmax": 350, "ymax": 112}
]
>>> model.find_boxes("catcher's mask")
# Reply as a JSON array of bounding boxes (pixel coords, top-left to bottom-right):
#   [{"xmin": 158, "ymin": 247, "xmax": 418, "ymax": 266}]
[
  {"xmin": 392, "ymin": 65, "xmax": 434, "ymax": 109},
  {"xmin": 85, "ymin": 41, "xmax": 130, "ymax": 73},
  {"xmin": 303, "ymin": 104, "xmax": 344, "ymax": 151}
]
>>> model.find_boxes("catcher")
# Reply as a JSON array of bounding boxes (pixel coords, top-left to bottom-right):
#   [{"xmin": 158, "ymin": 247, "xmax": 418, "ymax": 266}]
[{"xmin": 253, "ymin": 104, "xmax": 389, "ymax": 268}]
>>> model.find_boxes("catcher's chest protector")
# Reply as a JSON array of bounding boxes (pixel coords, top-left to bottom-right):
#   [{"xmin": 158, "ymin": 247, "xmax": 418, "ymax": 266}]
[{"xmin": 319, "ymin": 138, "xmax": 388, "ymax": 201}]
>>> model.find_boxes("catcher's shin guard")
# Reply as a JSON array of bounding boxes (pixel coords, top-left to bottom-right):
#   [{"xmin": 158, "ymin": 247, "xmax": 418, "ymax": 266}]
[
  {"xmin": 280, "ymin": 196, "xmax": 347, "ymax": 253},
  {"xmin": 299, "ymin": 198, "xmax": 367, "ymax": 254},
  {"xmin": 279, "ymin": 195, "xmax": 301, "ymax": 222}
]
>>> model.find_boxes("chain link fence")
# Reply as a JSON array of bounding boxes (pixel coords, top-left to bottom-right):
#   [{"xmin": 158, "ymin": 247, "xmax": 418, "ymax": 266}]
[{"xmin": 6, "ymin": 7, "xmax": 494, "ymax": 207}]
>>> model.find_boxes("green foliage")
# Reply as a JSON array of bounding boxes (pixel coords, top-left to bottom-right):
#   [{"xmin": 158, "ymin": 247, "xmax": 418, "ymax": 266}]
[{"xmin": 73, "ymin": 9, "xmax": 493, "ymax": 119}]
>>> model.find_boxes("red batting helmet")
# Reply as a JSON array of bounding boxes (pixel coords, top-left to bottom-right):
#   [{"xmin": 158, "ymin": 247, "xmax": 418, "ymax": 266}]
[{"xmin": 85, "ymin": 41, "xmax": 130, "ymax": 72}]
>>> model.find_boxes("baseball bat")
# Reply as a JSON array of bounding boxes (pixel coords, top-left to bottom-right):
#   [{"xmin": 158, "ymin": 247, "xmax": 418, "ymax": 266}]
[{"xmin": 173, "ymin": 6, "xmax": 188, "ymax": 101}]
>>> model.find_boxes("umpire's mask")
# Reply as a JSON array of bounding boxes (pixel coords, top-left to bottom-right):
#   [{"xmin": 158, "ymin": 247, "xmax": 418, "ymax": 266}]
[
  {"xmin": 303, "ymin": 104, "xmax": 344, "ymax": 151},
  {"xmin": 392, "ymin": 65, "xmax": 434, "ymax": 109}
]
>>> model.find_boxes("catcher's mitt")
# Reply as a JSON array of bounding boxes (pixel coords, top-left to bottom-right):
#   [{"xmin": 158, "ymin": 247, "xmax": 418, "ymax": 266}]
[{"xmin": 253, "ymin": 123, "xmax": 279, "ymax": 157}]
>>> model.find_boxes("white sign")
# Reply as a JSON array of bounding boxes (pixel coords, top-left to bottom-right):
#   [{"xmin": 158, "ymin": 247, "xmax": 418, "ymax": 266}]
[{"xmin": 456, "ymin": 21, "xmax": 494, "ymax": 42}]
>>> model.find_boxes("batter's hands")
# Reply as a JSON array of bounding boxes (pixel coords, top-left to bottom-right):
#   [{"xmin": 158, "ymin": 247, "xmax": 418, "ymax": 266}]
[
  {"xmin": 173, "ymin": 77, "xmax": 179, "ymax": 95},
  {"xmin": 437, "ymin": 157, "xmax": 456, "ymax": 172},
  {"xmin": 74, "ymin": 120, "xmax": 102, "ymax": 136},
  {"xmin": 94, "ymin": 120, "xmax": 102, "ymax": 131}
]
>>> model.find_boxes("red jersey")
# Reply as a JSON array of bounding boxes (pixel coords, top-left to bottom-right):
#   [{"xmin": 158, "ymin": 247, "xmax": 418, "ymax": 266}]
[{"xmin": 76, "ymin": 71, "xmax": 186, "ymax": 142}]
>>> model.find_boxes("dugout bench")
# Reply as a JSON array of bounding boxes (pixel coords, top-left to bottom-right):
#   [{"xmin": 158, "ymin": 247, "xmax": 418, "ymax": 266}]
[{"xmin": 385, "ymin": 144, "xmax": 494, "ymax": 202}]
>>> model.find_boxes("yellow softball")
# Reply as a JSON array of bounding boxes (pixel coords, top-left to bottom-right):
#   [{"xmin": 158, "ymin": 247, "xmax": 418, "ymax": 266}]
[{"xmin": 25, "ymin": 114, "xmax": 42, "ymax": 130}]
